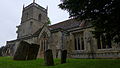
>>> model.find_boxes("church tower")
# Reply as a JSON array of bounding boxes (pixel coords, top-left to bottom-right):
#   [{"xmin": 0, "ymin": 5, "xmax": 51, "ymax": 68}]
[{"xmin": 16, "ymin": 1, "xmax": 48, "ymax": 38}]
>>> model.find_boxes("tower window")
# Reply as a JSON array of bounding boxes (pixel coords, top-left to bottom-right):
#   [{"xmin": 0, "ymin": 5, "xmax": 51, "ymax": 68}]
[
  {"xmin": 29, "ymin": 22, "xmax": 33, "ymax": 33},
  {"xmin": 26, "ymin": 13, "xmax": 28, "ymax": 19},
  {"xmin": 30, "ymin": 22, "xmax": 33, "ymax": 26},
  {"xmin": 38, "ymin": 14, "xmax": 42, "ymax": 21}
]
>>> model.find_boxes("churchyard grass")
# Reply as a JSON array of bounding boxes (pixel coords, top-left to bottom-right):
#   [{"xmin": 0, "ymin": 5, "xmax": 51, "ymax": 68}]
[{"xmin": 0, "ymin": 57, "xmax": 120, "ymax": 68}]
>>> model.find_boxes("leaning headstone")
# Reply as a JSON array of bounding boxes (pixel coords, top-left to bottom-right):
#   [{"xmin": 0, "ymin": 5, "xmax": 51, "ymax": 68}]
[
  {"xmin": 27, "ymin": 44, "xmax": 40, "ymax": 60},
  {"xmin": 13, "ymin": 41, "xmax": 30, "ymax": 60},
  {"xmin": 44, "ymin": 49, "xmax": 54, "ymax": 66},
  {"xmin": 61, "ymin": 50, "xmax": 67, "ymax": 64}
]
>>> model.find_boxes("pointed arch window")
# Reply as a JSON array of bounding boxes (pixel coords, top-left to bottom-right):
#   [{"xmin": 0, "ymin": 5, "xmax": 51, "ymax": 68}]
[
  {"xmin": 40, "ymin": 32, "xmax": 48, "ymax": 51},
  {"xmin": 29, "ymin": 21, "xmax": 33, "ymax": 33},
  {"xmin": 38, "ymin": 14, "xmax": 42, "ymax": 21},
  {"xmin": 26, "ymin": 13, "xmax": 28, "ymax": 19}
]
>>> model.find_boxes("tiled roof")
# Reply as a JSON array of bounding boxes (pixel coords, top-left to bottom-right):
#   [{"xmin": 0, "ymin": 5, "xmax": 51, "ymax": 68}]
[{"xmin": 49, "ymin": 19, "xmax": 82, "ymax": 30}]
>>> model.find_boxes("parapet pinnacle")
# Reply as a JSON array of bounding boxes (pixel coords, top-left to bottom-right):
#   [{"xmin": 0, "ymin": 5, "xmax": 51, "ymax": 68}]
[{"xmin": 33, "ymin": 0, "xmax": 35, "ymax": 3}]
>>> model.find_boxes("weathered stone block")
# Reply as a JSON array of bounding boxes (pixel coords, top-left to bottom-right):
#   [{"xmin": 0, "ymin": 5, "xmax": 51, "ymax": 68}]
[
  {"xmin": 44, "ymin": 49, "xmax": 54, "ymax": 66},
  {"xmin": 61, "ymin": 50, "xmax": 67, "ymax": 64}
]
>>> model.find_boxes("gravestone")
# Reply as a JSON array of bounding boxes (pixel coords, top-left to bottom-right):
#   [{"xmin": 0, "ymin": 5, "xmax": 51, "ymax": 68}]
[
  {"xmin": 44, "ymin": 49, "xmax": 54, "ymax": 66},
  {"xmin": 27, "ymin": 44, "xmax": 40, "ymax": 60},
  {"xmin": 13, "ymin": 41, "xmax": 29, "ymax": 60},
  {"xmin": 13, "ymin": 41, "xmax": 40, "ymax": 60},
  {"xmin": 61, "ymin": 50, "xmax": 67, "ymax": 64}
]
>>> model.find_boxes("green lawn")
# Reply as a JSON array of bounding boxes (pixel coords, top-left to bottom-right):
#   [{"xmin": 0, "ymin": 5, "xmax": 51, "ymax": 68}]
[{"xmin": 0, "ymin": 57, "xmax": 120, "ymax": 68}]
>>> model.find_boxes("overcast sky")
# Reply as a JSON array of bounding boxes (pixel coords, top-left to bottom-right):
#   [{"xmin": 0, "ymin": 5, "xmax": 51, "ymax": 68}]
[{"xmin": 0, "ymin": 0, "xmax": 69, "ymax": 47}]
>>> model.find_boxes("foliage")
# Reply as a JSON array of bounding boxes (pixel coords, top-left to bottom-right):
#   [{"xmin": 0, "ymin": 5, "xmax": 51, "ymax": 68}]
[
  {"xmin": 59, "ymin": 0, "xmax": 120, "ymax": 43},
  {"xmin": 47, "ymin": 17, "xmax": 51, "ymax": 25},
  {"xmin": 0, "ymin": 57, "xmax": 120, "ymax": 68}
]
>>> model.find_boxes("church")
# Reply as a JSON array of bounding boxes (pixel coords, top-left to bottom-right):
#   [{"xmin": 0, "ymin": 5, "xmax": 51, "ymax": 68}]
[{"xmin": 4, "ymin": 1, "xmax": 120, "ymax": 58}]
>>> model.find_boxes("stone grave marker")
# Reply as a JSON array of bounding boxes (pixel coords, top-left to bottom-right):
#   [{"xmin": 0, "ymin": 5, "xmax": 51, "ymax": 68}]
[
  {"xmin": 13, "ymin": 41, "xmax": 40, "ymax": 60},
  {"xmin": 61, "ymin": 50, "xmax": 67, "ymax": 64},
  {"xmin": 27, "ymin": 44, "xmax": 40, "ymax": 60},
  {"xmin": 44, "ymin": 49, "xmax": 54, "ymax": 66},
  {"xmin": 13, "ymin": 41, "xmax": 29, "ymax": 60}
]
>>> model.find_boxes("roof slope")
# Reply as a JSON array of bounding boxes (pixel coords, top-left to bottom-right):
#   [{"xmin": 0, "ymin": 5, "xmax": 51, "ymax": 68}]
[{"xmin": 49, "ymin": 19, "xmax": 82, "ymax": 30}]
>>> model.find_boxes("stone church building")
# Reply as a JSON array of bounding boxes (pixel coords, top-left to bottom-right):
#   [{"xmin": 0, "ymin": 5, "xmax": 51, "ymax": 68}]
[{"xmin": 4, "ymin": 2, "xmax": 120, "ymax": 58}]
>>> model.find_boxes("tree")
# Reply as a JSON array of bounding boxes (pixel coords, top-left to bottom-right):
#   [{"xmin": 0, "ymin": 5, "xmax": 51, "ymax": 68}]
[
  {"xmin": 47, "ymin": 18, "xmax": 51, "ymax": 25},
  {"xmin": 59, "ymin": 0, "xmax": 120, "ymax": 43}
]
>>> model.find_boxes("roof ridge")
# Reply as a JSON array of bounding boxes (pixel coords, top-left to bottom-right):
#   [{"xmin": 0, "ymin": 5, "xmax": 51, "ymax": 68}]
[
  {"xmin": 49, "ymin": 19, "xmax": 81, "ymax": 30},
  {"xmin": 49, "ymin": 19, "xmax": 74, "ymax": 27}
]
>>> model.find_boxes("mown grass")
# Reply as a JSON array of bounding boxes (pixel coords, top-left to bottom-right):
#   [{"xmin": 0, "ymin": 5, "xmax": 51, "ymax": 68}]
[{"xmin": 0, "ymin": 57, "xmax": 120, "ymax": 68}]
